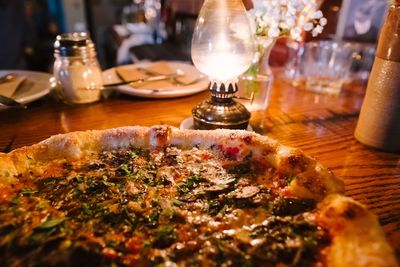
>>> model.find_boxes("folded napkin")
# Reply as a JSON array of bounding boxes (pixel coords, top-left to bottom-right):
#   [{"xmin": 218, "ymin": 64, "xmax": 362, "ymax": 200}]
[
  {"xmin": 0, "ymin": 76, "xmax": 26, "ymax": 97},
  {"xmin": 115, "ymin": 61, "xmax": 198, "ymax": 90}
]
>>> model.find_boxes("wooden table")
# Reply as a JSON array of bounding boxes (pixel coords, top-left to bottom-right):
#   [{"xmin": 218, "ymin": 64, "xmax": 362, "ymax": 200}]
[{"xmin": 1, "ymin": 72, "xmax": 399, "ymax": 258}]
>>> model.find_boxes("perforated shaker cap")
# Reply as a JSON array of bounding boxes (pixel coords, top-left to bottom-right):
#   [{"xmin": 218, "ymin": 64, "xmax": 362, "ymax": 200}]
[{"xmin": 54, "ymin": 32, "xmax": 96, "ymax": 57}]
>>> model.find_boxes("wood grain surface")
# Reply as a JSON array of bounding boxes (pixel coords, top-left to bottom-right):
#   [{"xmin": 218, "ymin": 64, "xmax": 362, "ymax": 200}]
[{"xmin": 1, "ymin": 72, "xmax": 399, "ymax": 258}]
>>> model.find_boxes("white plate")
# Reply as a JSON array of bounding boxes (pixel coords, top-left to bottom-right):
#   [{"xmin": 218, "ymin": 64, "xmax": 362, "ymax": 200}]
[
  {"xmin": 102, "ymin": 61, "xmax": 209, "ymax": 99},
  {"xmin": 0, "ymin": 70, "xmax": 52, "ymax": 108}
]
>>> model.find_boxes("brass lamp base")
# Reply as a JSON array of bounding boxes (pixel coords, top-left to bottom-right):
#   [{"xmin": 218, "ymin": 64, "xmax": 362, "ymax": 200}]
[{"xmin": 192, "ymin": 81, "xmax": 251, "ymax": 130}]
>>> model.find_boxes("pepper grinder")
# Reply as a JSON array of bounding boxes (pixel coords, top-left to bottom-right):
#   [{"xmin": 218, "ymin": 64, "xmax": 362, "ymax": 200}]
[{"xmin": 354, "ymin": 2, "xmax": 400, "ymax": 151}]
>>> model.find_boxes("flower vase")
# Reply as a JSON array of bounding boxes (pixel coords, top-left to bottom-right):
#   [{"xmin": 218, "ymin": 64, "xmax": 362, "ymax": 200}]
[
  {"xmin": 283, "ymin": 40, "xmax": 306, "ymax": 86},
  {"xmin": 237, "ymin": 37, "xmax": 275, "ymax": 111}
]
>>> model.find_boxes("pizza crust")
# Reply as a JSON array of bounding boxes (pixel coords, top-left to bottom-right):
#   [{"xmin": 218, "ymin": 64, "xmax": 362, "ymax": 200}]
[
  {"xmin": 0, "ymin": 126, "xmax": 344, "ymax": 201},
  {"xmin": 0, "ymin": 125, "xmax": 396, "ymax": 266},
  {"xmin": 319, "ymin": 195, "xmax": 398, "ymax": 267}
]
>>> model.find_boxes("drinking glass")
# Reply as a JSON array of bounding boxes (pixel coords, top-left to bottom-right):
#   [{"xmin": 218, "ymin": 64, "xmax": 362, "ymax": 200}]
[
  {"xmin": 304, "ymin": 41, "xmax": 355, "ymax": 95},
  {"xmin": 350, "ymin": 43, "xmax": 376, "ymax": 82}
]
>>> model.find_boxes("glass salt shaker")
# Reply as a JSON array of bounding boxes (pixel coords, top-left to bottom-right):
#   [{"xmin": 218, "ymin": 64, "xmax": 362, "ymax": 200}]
[{"xmin": 53, "ymin": 32, "xmax": 103, "ymax": 104}]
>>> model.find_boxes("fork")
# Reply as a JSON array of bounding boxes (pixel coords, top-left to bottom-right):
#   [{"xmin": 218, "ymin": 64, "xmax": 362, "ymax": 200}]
[
  {"xmin": 0, "ymin": 95, "xmax": 27, "ymax": 109},
  {"xmin": 0, "ymin": 74, "xmax": 27, "ymax": 108},
  {"xmin": 103, "ymin": 73, "xmax": 183, "ymax": 88}
]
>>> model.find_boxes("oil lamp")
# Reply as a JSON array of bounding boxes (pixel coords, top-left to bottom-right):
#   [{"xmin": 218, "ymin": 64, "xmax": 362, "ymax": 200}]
[{"xmin": 191, "ymin": 0, "xmax": 255, "ymax": 130}]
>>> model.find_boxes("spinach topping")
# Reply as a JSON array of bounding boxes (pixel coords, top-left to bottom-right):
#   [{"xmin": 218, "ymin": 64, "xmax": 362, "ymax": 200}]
[
  {"xmin": 0, "ymin": 146, "xmax": 329, "ymax": 267},
  {"xmin": 153, "ymin": 225, "xmax": 177, "ymax": 249},
  {"xmin": 36, "ymin": 217, "xmax": 68, "ymax": 230}
]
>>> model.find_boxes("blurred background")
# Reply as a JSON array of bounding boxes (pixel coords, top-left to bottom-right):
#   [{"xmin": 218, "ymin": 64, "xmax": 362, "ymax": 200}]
[{"xmin": 0, "ymin": 0, "xmax": 388, "ymax": 72}]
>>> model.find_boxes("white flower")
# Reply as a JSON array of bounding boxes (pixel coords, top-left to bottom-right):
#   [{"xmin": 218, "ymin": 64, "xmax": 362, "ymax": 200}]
[
  {"xmin": 287, "ymin": 4, "xmax": 297, "ymax": 15},
  {"xmin": 312, "ymin": 25, "xmax": 323, "ymax": 37},
  {"xmin": 268, "ymin": 27, "xmax": 281, "ymax": 38},
  {"xmin": 308, "ymin": 2, "xmax": 317, "ymax": 9},
  {"xmin": 248, "ymin": 0, "xmax": 326, "ymax": 40},
  {"xmin": 303, "ymin": 22, "xmax": 314, "ymax": 31},
  {"xmin": 310, "ymin": 10, "xmax": 323, "ymax": 19},
  {"xmin": 285, "ymin": 17, "xmax": 296, "ymax": 28},
  {"xmin": 290, "ymin": 27, "xmax": 302, "ymax": 40},
  {"xmin": 319, "ymin": 17, "xmax": 328, "ymax": 26}
]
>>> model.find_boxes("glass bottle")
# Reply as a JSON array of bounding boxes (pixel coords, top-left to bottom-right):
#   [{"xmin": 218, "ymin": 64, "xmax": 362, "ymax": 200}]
[
  {"xmin": 354, "ymin": 2, "xmax": 400, "ymax": 151},
  {"xmin": 53, "ymin": 32, "xmax": 103, "ymax": 104}
]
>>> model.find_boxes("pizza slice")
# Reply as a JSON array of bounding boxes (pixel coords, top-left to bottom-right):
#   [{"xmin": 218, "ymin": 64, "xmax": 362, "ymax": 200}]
[{"xmin": 0, "ymin": 126, "xmax": 397, "ymax": 266}]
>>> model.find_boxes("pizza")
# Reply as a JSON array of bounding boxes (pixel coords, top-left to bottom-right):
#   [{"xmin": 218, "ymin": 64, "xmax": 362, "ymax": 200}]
[{"xmin": 0, "ymin": 126, "xmax": 397, "ymax": 267}]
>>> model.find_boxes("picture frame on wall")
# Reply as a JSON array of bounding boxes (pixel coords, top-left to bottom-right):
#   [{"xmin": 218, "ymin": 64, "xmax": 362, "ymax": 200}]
[{"xmin": 335, "ymin": 0, "xmax": 388, "ymax": 43}]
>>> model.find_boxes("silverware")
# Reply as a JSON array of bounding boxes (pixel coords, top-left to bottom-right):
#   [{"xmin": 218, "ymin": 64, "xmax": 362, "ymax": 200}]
[
  {"xmin": 0, "ymin": 95, "xmax": 27, "ymax": 109},
  {"xmin": 136, "ymin": 67, "xmax": 205, "ymax": 86},
  {"xmin": 0, "ymin": 74, "xmax": 28, "ymax": 108},
  {"xmin": 11, "ymin": 79, "xmax": 33, "ymax": 97},
  {"xmin": 103, "ymin": 73, "xmax": 183, "ymax": 88},
  {"xmin": 0, "ymin": 73, "xmax": 16, "ymax": 84}
]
